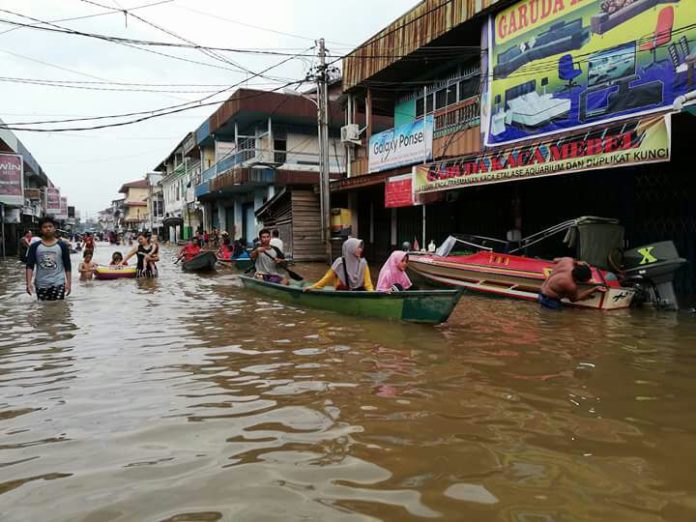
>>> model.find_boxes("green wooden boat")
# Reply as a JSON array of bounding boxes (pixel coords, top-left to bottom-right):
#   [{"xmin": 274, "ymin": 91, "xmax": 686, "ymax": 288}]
[
  {"xmin": 217, "ymin": 256, "xmax": 254, "ymax": 271},
  {"xmin": 239, "ymin": 276, "xmax": 462, "ymax": 324}
]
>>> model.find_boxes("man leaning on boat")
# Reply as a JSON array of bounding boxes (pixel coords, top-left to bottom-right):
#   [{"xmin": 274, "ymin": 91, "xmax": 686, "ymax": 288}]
[{"xmin": 539, "ymin": 258, "xmax": 606, "ymax": 310}]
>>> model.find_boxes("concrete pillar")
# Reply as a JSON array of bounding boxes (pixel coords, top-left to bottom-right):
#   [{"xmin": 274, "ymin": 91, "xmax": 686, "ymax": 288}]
[
  {"xmin": 267, "ymin": 185, "xmax": 275, "ymax": 201},
  {"xmin": 233, "ymin": 199, "xmax": 243, "ymax": 240},
  {"xmin": 348, "ymin": 191, "xmax": 359, "ymax": 237},
  {"xmin": 253, "ymin": 189, "xmax": 264, "ymax": 234},
  {"xmin": 217, "ymin": 201, "xmax": 226, "ymax": 232}
]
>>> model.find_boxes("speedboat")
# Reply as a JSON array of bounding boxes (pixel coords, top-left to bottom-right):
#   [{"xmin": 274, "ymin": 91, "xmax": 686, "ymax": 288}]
[{"xmin": 408, "ymin": 217, "xmax": 686, "ymax": 310}]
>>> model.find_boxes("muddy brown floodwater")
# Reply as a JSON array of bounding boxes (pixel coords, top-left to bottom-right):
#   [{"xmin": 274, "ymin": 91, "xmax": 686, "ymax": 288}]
[{"xmin": 1, "ymin": 244, "xmax": 696, "ymax": 521}]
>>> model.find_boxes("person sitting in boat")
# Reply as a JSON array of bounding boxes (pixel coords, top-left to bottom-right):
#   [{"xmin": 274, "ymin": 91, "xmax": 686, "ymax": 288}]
[
  {"xmin": 217, "ymin": 236, "xmax": 233, "ymax": 260},
  {"xmin": 110, "ymin": 252, "xmax": 127, "ymax": 266},
  {"xmin": 78, "ymin": 251, "xmax": 98, "ymax": 280},
  {"xmin": 233, "ymin": 238, "xmax": 250, "ymax": 259},
  {"xmin": 306, "ymin": 237, "xmax": 374, "ymax": 292},
  {"xmin": 376, "ymin": 251, "xmax": 412, "ymax": 292},
  {"xmin": 251, "ymin": 229, "xmax": 289, "ymax": 285},
  {"xmin": 538, "ymin": 257, "xmax": 606, "ymax": 309},
  {"xmin": 178, "ymin": 239, "xmax": 201, "ymax": 263}
]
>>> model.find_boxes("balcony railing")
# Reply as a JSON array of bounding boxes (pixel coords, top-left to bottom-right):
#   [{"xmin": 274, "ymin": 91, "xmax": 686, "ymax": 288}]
[
  {"xmin": 433, "ymin": 96, "xmax": 481, "ymax": 138},
  {"xmin": 198, "ymin": 147, "xmax": 341, "ymax": 185}
]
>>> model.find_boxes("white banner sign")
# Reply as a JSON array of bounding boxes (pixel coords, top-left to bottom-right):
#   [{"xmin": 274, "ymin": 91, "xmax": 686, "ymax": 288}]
[{"xmin": 369, "ymin": 115, "xmax": 433, "ymax": 173}]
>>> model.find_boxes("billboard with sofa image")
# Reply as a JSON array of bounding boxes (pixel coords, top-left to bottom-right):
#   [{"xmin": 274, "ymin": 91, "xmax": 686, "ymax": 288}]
[{"xmin": 484, "ymin": 0, "xmax": 696, "ymax": 147}]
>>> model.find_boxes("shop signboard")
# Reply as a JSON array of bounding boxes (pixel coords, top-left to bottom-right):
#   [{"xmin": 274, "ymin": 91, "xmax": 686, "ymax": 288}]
[
  {"xmin": 385, "ymin": 174, "xmax": 416, "ymax": 208},
  {"xmin": 484, "ymin": 0, "xmax": 696, "ymax": 147},
  {"xmin": 59, "ymin": 197, "xmax": 68, "ymax": 219},
  {"xmin": 416, "ymin": 115, "xmax": 670, "ymax": 194},
  {"xmin": 44, "ymin": 187, "xmax": 61, "ymax": 215},
  {"xmin": 0, "ymin": 153, "xmax": 23, "ymax": 206},
  {"xmin": 369, "ymin": 115, "xmax": 433, "ymax": 173}
]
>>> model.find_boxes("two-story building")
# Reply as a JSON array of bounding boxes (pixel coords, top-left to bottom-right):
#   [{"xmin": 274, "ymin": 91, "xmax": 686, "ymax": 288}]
[
  {"xmin": 156, "ymin": 87, "xmax": 348, "ymax": 259},
  {"xmin": 338, "ymin": 0, "xmax": 696, "ymax": 300},
  {"xmin": 118, "ymin": 179, "xmax": 149, "ymax": 231}
]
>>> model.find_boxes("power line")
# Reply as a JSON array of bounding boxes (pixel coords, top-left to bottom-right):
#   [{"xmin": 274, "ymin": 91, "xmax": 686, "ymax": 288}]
[
  {"xmin": 171, "ymin": 4, "xmax": 355, "ymax": 48},
  {"xmin": 0, "ymin": 0, "xmax": 173, "ymax": 36}
]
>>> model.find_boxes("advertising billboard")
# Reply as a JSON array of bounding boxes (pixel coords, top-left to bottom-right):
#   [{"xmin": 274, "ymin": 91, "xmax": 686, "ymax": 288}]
[
  {"xmin": 59, "ymin": 197, "xmax": 68, "ymax": 219},
  {"xmin": 416, "ymin": 115, "xmax": 669, "ymax": 194},
  {"xmin": 369, "ymin": 115, "xmax": 433, "ymax": 173},
  {"xmin": 484, "ymin": 0, "xmax": 695, "ymax": 147},
  {"xmin": 44, "ymin": 187, "xmax": 61, "ymax": 214},
  {"xmin": 0, "ymin": 153, "xmax": 24, "ymax": 206}
]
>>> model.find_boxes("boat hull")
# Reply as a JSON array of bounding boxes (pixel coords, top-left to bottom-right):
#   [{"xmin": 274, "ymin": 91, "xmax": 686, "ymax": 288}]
[
  {"xmin": 182, "ymin": 252, "xmax": 217, "ymax": 272},
  {"xmin": 408, "ymin": 252, "xmax": 635, "ymax": 310},
  {"xmin": 216, "ymin": 257, "xmax": 253, "ymax": 272},
  {"xmin": 239, "ymin": 276, "xmax": 462, "ymax": 324}
]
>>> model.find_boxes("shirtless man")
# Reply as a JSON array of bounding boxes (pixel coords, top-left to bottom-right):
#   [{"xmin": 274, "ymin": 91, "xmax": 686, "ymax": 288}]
[{"xmin": 538, "ymin": 257, "xmax": 606, "ymax": 309}]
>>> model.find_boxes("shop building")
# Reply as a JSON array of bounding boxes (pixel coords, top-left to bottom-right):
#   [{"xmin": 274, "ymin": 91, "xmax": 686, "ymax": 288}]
[{"xmin": 338, "ymin": 0, "xmax": 696, "ymax": 303}]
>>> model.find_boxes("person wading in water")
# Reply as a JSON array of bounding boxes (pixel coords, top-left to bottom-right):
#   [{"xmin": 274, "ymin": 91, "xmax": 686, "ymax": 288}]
[
  {"xmin": 25, "ymin": 216, "xmax": 72, "ymax": 300},
  {"xmin": 538, "ymin": 257, "xmax": 606, "ymax": 309},
  {"xmin": 121, "ymin": 233, "xmax": 157, "ymax": 278}
]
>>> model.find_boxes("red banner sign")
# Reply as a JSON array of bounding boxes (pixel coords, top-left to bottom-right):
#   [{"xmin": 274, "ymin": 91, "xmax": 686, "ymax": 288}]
[
  {"xmin": 0, "ymin": 153, "xmax": 24, "ymax": 206},
  {"xmin": 45, "ymin": 187, "xmax": 61, "ymax": 214},
  {"xmin": 385, "ymin": 174, "xmax": 415, "ymax": 208}
]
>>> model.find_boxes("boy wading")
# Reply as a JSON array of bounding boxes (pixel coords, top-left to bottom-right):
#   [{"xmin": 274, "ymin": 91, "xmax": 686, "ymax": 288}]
[{"xmin": 25, "ymin": 217, "xmax": 72, "ymax": 301}]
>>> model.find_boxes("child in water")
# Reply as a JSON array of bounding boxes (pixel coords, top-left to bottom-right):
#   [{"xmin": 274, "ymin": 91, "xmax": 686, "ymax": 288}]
[
  {"xmin": 110, "ymin": 252, "xmax": 127, "ymax": 266},
  {"xmin": 78, "ymin": 251, "xmax": 98, "ymax": 280}
]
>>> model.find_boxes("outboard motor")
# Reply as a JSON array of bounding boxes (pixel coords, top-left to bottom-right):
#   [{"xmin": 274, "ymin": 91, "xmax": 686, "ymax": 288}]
[{"xmin": 622, "ymin": 241, "xmax": 686, "ymax": 310}]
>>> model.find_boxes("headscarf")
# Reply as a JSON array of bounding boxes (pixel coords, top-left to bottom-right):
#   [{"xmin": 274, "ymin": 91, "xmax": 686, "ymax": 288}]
[
  {"xmin": 377, "ymin": 250, "xmax": 412, "ymax": 291},
  {"xmin": 331, "ymin": 237, "xmax": 367, "ymax": 289}
]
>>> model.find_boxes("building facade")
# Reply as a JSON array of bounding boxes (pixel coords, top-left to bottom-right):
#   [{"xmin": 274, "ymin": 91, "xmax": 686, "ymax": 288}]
[
  {"xmin": 337, "ymin": 0, "xmax": 696, "ymax": 303},
  {"xmin": 118, "ymin": 180, "xmax": 149, "ymax": 231},
  {"xmin": 155, "ymin": 87, "xmax": 347, "ymax": 257}
]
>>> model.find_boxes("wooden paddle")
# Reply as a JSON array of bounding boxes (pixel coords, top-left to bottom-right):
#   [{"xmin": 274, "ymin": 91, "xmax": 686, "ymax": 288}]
[{"xmin": 261, "ymin": 250, "xmax": 303, "ymax": 281}]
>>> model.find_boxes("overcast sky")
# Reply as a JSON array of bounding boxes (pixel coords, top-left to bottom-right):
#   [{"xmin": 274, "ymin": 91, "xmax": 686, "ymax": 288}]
[{"xmin": 0, "ymin": 0, "xmax": 421, "ymax": 218}]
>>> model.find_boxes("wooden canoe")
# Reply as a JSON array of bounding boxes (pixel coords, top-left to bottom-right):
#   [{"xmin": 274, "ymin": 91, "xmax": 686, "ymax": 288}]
[
  {"xmin": 239, "ymin": 275, "xmax": 461, "ymax": 324},
  {"xmin": 216, "ymin": 256, "xmax": 254, "ymax": 272},
  {"xmin": 182, "ymin": 251, "xmax": 217, "ymax": 272}
]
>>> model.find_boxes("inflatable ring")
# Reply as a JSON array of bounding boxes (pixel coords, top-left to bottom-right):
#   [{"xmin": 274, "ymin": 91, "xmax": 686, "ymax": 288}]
[{"xmin": 94, "ymin": 265, "xmax": 137, "ymax": 280}]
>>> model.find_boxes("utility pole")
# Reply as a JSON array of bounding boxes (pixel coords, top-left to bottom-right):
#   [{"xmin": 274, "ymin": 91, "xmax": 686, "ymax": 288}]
[{"xmin": 316, "ymin": 38, "xmax": 332, "ymax": 263}]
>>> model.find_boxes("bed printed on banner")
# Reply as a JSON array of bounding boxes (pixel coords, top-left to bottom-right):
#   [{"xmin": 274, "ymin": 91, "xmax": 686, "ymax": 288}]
[{"xmin": 484, "ymin": 0, "xmax": 696, "ymax": 146}]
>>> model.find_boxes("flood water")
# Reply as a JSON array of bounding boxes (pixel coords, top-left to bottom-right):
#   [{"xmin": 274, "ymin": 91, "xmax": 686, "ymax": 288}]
[{"xmin": 2, "ymin": 243, "xmax": 696, "ymax": 521}]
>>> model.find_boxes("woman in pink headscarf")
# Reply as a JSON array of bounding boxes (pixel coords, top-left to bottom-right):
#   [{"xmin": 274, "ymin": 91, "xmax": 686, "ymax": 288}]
[{"xmin": 377, "ymin": 251, "xmax": 412, "ymax": 292}]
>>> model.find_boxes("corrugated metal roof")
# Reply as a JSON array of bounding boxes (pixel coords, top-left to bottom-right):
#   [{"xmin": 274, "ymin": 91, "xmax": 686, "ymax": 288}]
[{"xmin": 343, "ymin": 0, "xmax": 503, "ymax": 90}]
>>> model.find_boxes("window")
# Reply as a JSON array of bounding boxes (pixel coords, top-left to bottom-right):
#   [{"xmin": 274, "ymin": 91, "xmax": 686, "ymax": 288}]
[
  {"xmin": 415, "ymin": 97, "xmax": 424, "ymax": 118},
  {"xmin": 458, "ymin": 77, "xmax": 479, "ymax": 101},
  {"xmin": 274, "ymin": 139, "xmax": 287, "ymax": 164},
  {"xmin": 435, "ymin": 88, "xmax": 448, "ymax": 110},
  {"xmin": 447, "ymin": 85, "xmax": 457, "ymax": 106}
]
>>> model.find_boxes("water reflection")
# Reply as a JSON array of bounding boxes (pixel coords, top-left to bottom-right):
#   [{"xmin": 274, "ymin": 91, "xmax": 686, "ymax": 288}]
[{"xmin": 1, "ymin": 247, "xmax": 696, "ymax": 520}]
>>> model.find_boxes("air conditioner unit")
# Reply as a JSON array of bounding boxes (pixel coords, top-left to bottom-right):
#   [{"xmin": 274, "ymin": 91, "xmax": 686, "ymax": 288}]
[{"xmin": 340, "ymin": 124, "xmax": 361, "ymax": 144}]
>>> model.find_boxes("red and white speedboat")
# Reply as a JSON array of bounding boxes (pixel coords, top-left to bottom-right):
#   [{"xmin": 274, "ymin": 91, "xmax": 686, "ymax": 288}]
[
  {"xmin": 409, "ymin": 250, "xmax": 633, "ymax": 310},
  {"xmin": 408, "ymin": 217, "xmax": 685, "ymax": 311}
]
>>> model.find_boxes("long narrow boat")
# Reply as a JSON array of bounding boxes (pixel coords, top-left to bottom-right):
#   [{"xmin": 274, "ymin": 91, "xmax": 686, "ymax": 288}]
[
  {"xmin": 239, "ymin": 275, "xmax": 462, "ymax": 324},
  {"xmin": 216, "ymin": 256, "xmax": 253, "ymax": 271},
  {"xmin": 182, "ymin": 251, "xmax": 217, "ymax": 272}
]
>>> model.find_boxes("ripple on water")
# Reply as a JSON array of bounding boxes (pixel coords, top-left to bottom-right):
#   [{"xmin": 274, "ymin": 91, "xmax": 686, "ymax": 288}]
[{"xmin": 1, "ymin": 250, "xmax": 696, "ymax": 520}]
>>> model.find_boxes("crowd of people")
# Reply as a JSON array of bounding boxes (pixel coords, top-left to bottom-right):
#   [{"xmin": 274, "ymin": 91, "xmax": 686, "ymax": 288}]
[{"xmin": 22, "ymin": 217, "xmax": 598, "ymax": 310}]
